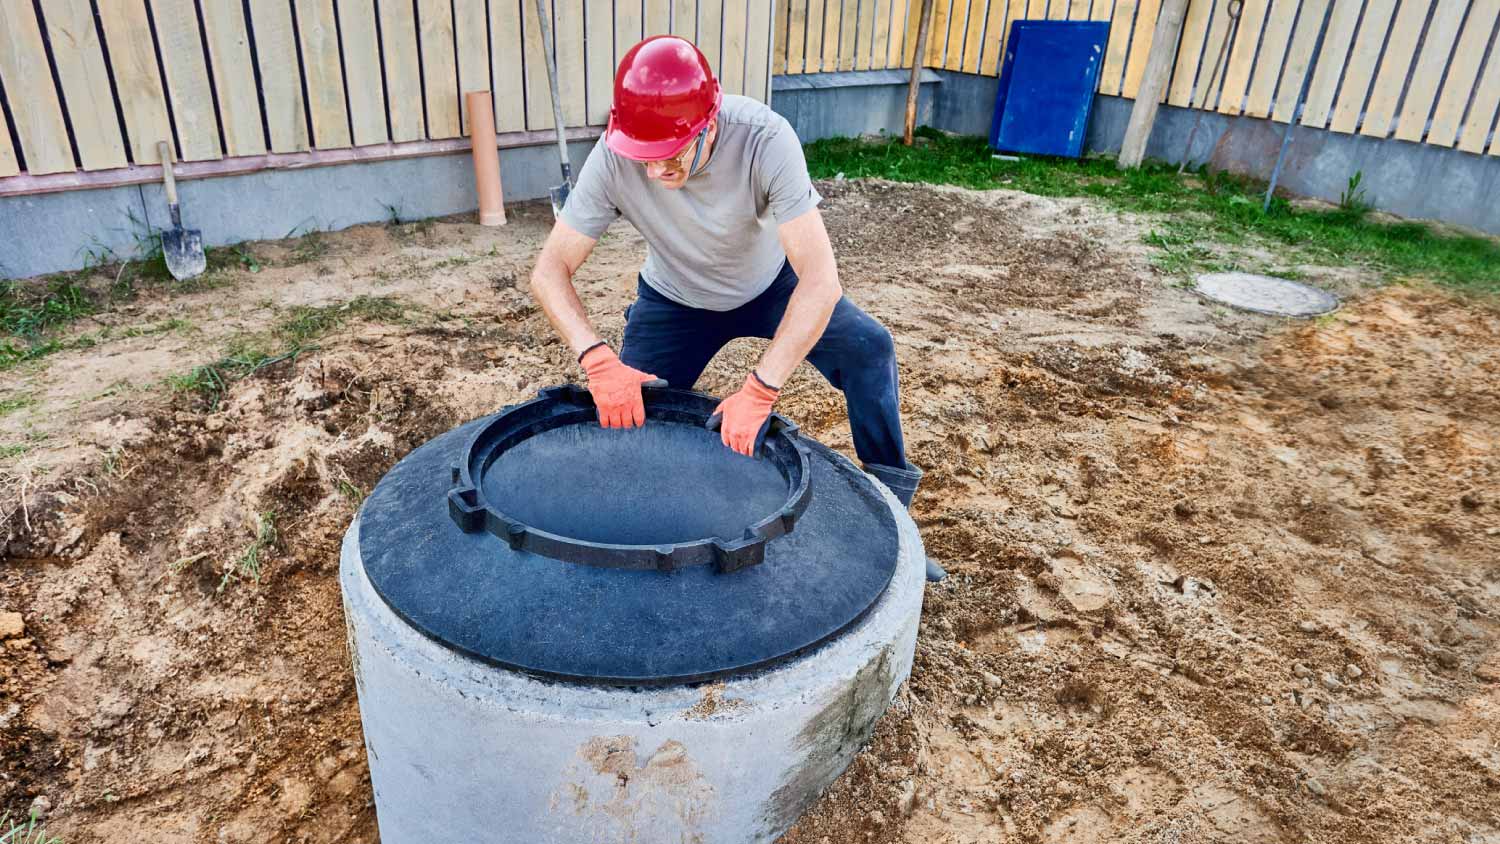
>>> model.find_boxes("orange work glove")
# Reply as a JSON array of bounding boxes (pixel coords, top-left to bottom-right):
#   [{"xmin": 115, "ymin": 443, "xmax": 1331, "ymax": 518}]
[
  {"xmin": 707, "ymin": 372, "xmax": 780, "ymax": 457},
  {"xmin": 580, "ymin": 343, "xmax": 663, "ymax": 428}
]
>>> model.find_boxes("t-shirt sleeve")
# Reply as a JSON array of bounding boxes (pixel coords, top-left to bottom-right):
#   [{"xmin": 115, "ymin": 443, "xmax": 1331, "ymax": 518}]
[
  {"xmin": 558, "ymin": 138, "xmax": 621, "ymax": 239},
  {"xmin": 757, "ymin": 118, "xmax": 823, "ymax": 225}
]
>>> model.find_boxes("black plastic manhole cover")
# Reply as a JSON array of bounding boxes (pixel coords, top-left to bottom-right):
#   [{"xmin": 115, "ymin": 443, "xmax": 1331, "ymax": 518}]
[{"xmin": 357, "ymin": 386, "xmax": 901, "ymax": 686}]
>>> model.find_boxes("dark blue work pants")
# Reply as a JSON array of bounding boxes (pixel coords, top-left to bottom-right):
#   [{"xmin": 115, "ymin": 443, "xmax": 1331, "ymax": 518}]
[{"xmin": 619, "ymin": 261, "xmax": 918, "ymax": 496}]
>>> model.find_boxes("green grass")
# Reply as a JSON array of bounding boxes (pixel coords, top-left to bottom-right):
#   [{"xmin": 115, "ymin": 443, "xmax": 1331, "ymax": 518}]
[
  {"xmin": 0, "ymin": 394, "xmax": 36, "ymax": 418},
  {"xmin": 804, "ymin": 129, "xmax": 1500, "ymax": 295},
  {"xmin": 219, "ymin": 511, "xmax": 277, "ymax": 592},
  {"xmin": 0, "ymin": 809, "xmax": 60, "ymax": 844},
  {"xmin": 166, "ymin": 296, "xmax": 409, "ymax": 408}
]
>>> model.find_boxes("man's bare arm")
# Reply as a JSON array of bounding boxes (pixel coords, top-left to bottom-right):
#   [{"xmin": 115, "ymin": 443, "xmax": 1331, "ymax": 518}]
[
  {"xmin": 529, "ymin": 220, "xmax": 605, "ymax": 358},
  {"xmin": 756, "ymin": 208, "xmax": 843, "ymax": 387}
]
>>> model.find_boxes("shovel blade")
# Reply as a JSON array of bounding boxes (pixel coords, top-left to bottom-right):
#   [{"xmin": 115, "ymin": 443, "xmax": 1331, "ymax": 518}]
[
  {"xmin": 548, "ymin": 182, "xmax": 571, "ymax": 218},
  {"xmin": 161, "ymin": 228, "xmax": 206, "ymax": 281}
]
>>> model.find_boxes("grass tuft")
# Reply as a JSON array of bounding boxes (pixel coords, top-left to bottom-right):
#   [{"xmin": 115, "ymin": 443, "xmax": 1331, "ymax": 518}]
[
  {"xmin": 803, "ymin": 130, "xmax": 1500, "ymax": 294},
  {"xmin": 219, "ymin": 511, "xmax": 277, "ymax": 592},
  {"xmin": 0, "ymin": 809, "xmax": 62, "ymax": 844},
  {"xmin": 166, "ymin": 296, "xmax": 409, "ymax": 409}
]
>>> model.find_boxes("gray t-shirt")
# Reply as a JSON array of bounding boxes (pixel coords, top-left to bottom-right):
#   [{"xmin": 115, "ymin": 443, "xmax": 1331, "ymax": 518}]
[{"xmin": 560, "ymin": 95, "xmax": 823, "ymax": 312}]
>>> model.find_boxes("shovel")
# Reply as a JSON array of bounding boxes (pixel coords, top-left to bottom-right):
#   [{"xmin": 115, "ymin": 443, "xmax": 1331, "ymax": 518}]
[
  {"xmin": 533, "ymin": 0, "xmax": 573, "ymax": 216},
  {"xmin": 156, "ymin": 141, "xmax": 205, "ymax": 280}
]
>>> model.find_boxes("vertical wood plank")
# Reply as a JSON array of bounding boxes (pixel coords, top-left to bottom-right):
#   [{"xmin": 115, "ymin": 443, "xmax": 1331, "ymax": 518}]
[
  {"xmin": 840, "ymin": 0, "xmax": 860, "ymax": 70},
  {"xmin": 1392, "ymin": 0, "xmax": 1466, "ymax": 141},
  {"xmin": 1121, "ymin": 0, "xmax": 1162, "ymax": 98},
  {"xmin": 723, "ymin": 0, "xmax": 749, "ymax": 91},
  {"xmin": 674, "ymin": 0, "xmax": 697, "ymax": 36},
  {"xmin": 292, "ymin": 0, "xmax": 352, "ymax": 148},
  {"xmin": 0, "ymin": 0, "xmax": 74, "ymax": 173},
  {"xmin": 1068, "ymin": 0, "xmax": 1090, "ymax": 17},
  {"xmin": 699, "ymin": 0, "xmax": 723, "ymax": 71},
  {"xmin": 776, "ymin": 0, "xmax": 793, "ymax": 72},
  {"xmin": 617, "ymin": 0, "xmax": 644, "ymax": 59},
  {"xmin": 1457, "ymin": 28, "xmax": 1500, "ymax": 152},
  {"xmin": 1328, "ymin": 0, "xmax": 1397, "ymax": 133},
  {"xmin": 523, "ymin": 0, "xmax": 554, "ymax": 129},
  {"xmin": 1269, "ymin": 0, "xmax": 1330, "ymax": 121},
  {"xmin": 746, "ymin": 0, "xmax": 772, "ymax": 100},
  {"xmin": 1190, "ymin": 0, "xmax": 1235, "ymax": 107},
  {"xmin": 199, "ymin": 0, "xmax": 267, "ymax": 156},
  {"xmin": 97, "ymin": 0, "xmax": 174, "ymax": 163},
  {"xmin": 788, "ymin": 0, "xmax": 809, "ymax": 72},
  {"xmin": 417, "ymin": 0, "xmax": 461, "ymax": 137},
  {"xmin": 876, "ymin": 0, "xmax": 894, "ymax": 67},
  {"xmin": 245, "ymin": 0, "xmax": 310, "ymax": 152},
  {"xmin": 585, "ymin": 0, "xmax": 613, "ymax": 123},
  {"xmin": 491, "ymin": 0, "xmax": 526, "ymax": 131},
  {"xmin": 1214, "ymin": 0, "xmax": 1268, "ymax": 114},
  {"xmin": 1360, "ymin": 0, "xmax": 1435, "ymax": 137},
  {"xmin": 1027, "ymin": 0, "xmax": 1047, "ymax": 17},
  {"xmin": 42, "ymin": 0, "xmax": 129, "ymax": 169},
  {"xmin": 555, "ymin": 0, "xmax": 587, "ymax": 125},
  {"xmin": 900, "ymin": 0, "xmax": 921, "ymax": 65},
  {"xmin": 805, "ymin": 0, "xmax": 826, "ymax": 69},
  {"xmin": 1243, "ymin": 0, "xmax": 1299, "ymax": 117},
  {"xmin": 925, "ymin": 0, "xmax": 950, "ymax": 66},
  {"xmin": 0, "ymin": 106, "xmax": 17, "ymax": 176},
  {"xmin": 455, "ymin": 0, "xmax": 492, "ymax": 133},
  {"xmin": 645, "ymin": 0, "xmax": 671, "ymax": 34},
  {"xmin": 378, "ymin": 0, "xmax": 425, "ymax": 142},
  {"xmin": 1166, "ymin": 0, "xmax": 1213, "ymax": 106},
  {"xmin": 856, "ymin": 0, "xmax": 879, "ymax": 69},
  {"xmin": 1298, "ymin": 0, "xmax": 1361, "ymax": 126},
  {"xmin": 152, "ymin": 0, "xmax": 223, "ymax": 159},
  {"xmin": 824, "ymin": 0, "xmax": 845, "ymax": 69},
  {"xmin": 1099, "ymin": 0, "xmax": 1137, "ymax": 95},
  {"xmin": 961, "ymin": 0, "xmax": 987, "ymax": 71},
  {"xmin": 1047, "ymin": 0, "xmax": 1068, "ymax": 17},
  {"xmin": 979, "ymin": 0, "xmax": 1009, "ymax": 75},
  {"xmin": 884, "ymin": 0, "xmax": 908, "ymax": 68},
  {"xmin": 334, "ymin": 0, "xmax": 386, "ymax": 145},
  {"xmin": 1426, "ymin": 0, "xmax": 1500, "ymax": 147}
]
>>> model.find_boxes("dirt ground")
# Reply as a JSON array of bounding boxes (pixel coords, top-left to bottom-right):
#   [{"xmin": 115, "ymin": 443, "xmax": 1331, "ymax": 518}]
[{"xmin": 1, "ymin": 178, "xmax": 1497, "ymax": 844}]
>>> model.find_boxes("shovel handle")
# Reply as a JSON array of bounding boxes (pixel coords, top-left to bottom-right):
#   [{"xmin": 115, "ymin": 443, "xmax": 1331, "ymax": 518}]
[{"xmin": 157, "ymin": 141, "xmax": 179, "ymax": 206}]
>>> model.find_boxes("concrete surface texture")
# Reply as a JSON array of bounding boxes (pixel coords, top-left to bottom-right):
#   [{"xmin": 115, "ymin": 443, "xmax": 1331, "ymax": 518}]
[{"xmin": 340, "ymin": 464, "xmax": 926, "ymax": 844}]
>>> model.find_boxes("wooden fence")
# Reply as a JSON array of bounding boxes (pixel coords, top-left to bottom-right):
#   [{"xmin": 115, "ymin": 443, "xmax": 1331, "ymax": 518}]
[
  {"xmin": 0, "ymin": 0, "xmax": 775, "ymax": 180},
  {"xmin": 774, "ymin": 0, "xmax": 1500, "ymax": 156}
]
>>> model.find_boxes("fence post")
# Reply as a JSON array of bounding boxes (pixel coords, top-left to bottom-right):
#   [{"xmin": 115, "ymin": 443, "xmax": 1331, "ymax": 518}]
[{"xmin": 1118, "ymin": 0, "xmax": 1191, "ymax": 168}]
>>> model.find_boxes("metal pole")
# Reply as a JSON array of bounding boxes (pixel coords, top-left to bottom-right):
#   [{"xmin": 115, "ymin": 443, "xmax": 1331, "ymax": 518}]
[
  {"xmin": 1178, "ymin": 0, "xmax": 1242, "ymax": 174},
  {"xmin": 1263, "ymin": 0, "xmax": 1336, "ymax": 213},
  {"xmin": 534, "ymin": 0, "xmax": 573, "ymax": 187}
]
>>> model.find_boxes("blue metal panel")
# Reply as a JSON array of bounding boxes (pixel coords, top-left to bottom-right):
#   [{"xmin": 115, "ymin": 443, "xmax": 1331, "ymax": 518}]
[{"xmin": 988, "ymin": 21, "xmax": 1110, "ymax": 158}]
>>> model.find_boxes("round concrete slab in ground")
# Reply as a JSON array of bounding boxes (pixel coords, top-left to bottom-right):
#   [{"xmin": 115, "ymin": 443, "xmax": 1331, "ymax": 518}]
[{"xmin": 1194, "ymin": 272, "xmax": 1340, "ymax": 317}]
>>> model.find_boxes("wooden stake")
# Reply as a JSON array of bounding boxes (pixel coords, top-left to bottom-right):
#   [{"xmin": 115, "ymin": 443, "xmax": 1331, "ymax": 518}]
[
  {"xmin": 1117, "ymin": 0, "xmax": 1190, "ymax": 168},
  {"xmin": 904, "ymin": 0, "xmax": 937, "ymax": 146}
]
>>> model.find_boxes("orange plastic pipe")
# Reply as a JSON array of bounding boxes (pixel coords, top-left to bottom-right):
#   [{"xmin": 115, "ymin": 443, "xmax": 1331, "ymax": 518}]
[{"xmin": 467, "ymin": 91, "xmax": 506, "ymax": 226}]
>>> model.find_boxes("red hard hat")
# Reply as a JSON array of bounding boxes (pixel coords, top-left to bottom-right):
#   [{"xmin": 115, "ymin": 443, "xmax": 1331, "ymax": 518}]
[{"xmin": 606, "ymin": 36, "xmax": 722, "ymax": 161}]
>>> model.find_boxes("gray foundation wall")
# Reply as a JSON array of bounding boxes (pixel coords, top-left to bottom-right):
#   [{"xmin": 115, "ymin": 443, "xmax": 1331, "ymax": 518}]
[
  {"xmin": 5, "ymin": 68, "xmax": 1497, "ymax": 280},
  {"xmin": 773, "ymin": 70, "xmax": 1500, "ymax": 236},
  {"xmin": 0, "ymin": 140, "xmax": 594, "ymax": 280}
]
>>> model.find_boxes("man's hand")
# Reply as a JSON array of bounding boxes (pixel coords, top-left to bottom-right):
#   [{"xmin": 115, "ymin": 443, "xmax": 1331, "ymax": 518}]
[
  {"xmin": 708, "ymin": 372, "xmax": 780, "ymax": 456},
  {"xmin": 581, "ymin": 344, "xmax": 663, "ymax": 428}
]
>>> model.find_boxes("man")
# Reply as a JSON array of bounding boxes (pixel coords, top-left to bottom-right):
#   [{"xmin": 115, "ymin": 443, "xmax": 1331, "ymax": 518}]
[{"xmin": 529, "ymin": 35, "xmax": 943, "ymax": 581}]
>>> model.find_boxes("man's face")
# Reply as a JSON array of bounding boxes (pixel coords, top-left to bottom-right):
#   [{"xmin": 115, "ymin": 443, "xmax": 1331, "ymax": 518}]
[{"xmin": 642, "ymin": 123, "xmax": 715, "ymax": 190}]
